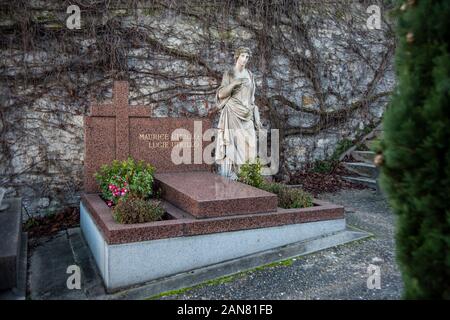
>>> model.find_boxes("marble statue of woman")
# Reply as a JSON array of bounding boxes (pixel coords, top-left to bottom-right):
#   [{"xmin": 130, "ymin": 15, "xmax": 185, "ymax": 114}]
[{"xmin": 210, "ymin": 46, "xmax": 264, "ymax": 180}]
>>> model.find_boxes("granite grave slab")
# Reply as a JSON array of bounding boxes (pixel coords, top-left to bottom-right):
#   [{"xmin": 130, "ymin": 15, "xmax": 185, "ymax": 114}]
[{"xmin": 80, "ymin": 80, "xmax": 353, "ymax": 292}]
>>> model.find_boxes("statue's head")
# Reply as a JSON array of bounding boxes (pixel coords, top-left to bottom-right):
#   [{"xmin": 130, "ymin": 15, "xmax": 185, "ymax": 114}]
[{"xmin": 234, "ymin": 46, "xmax": 252, "ymax": 66}]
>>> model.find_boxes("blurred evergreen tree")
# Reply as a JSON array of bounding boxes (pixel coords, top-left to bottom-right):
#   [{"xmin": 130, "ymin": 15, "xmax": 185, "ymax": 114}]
[{"xmin": 380, "ymin": 0, "xmax": 450, "ymax": 299}]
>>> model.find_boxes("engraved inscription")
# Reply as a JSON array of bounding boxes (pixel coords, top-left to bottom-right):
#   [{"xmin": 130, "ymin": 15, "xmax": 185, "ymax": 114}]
[{"xmin": 138, "ymin": 132, "xmax": 203, "ymax": 149}]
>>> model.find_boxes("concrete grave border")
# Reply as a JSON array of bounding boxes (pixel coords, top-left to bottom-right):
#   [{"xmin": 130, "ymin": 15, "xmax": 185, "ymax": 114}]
[{"xmin": 81, "ymin": 194, "xmax": 348, "ymax": 291}]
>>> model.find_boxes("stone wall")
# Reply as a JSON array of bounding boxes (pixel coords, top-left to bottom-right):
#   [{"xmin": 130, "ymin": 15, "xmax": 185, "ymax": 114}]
[{"xmin": 0, "ymin": 0, "xmax": 396, "ymax": 215}]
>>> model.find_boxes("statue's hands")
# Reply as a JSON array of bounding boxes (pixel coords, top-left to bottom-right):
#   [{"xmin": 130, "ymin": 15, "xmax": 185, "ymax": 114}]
[
  {"xmin": 232, "ymin": 78, "xmax": 250, "ymax": 88},
  {"xmin": 252, "ymin": 104, "xmax": 263, "ymax": 130}
]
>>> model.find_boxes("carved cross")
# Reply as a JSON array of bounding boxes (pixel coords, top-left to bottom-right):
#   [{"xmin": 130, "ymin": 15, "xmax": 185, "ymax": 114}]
[{"xmin": 89, "ymin": 81, "xmax": 152, "ymax": 160}]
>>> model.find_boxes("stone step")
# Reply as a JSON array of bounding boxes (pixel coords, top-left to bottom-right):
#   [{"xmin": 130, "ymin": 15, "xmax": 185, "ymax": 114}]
[
  {"xmin": 341, "ymin": 176, "xmax": 378, "ymax": 189},
  {"xmin": 343, "ymin": 162, "xmax": 378, "ymax": 179},
  {"xmin": 155, "ymin": 171, "xmax": 278, "ymax": 218},
  {"xmin": 351, "ymin": 150, "xmax": 376, "ymax": 164},
  {"xmin": 0, "ymin": 198, "xmax": 22, "ymax": 291}
]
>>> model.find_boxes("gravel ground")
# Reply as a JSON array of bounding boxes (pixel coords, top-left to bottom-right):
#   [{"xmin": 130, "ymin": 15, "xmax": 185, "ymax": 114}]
[{"xmin": 158, "ymin": 188, "xmax": 404, "ymax": 300}]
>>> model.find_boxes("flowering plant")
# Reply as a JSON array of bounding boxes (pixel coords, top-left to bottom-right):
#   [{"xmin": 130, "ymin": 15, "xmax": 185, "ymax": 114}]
[
  {"xmin": 94, "ymin": 157, "xmax": 155, "ymax": 207},
  {"xmin": 104, "ymin": 176, "xmax": 129, "ymax": 206}
]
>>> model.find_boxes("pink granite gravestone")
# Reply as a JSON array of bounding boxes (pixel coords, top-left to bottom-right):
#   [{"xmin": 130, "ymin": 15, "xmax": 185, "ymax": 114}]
[
  {"xmin": 84, "ymin": 81, "xmax": 212, "ymax": 193},
  {"xmin": 84, "ymin": 81, "xmax": 278, "ymax": 218},
  {"xmin": 80, "ymin": 83, "xmax": 351, "ymax": 294}
]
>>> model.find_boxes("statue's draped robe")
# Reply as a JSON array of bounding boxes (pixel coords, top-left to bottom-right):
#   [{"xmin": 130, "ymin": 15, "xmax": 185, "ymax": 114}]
[{"xmin": 215, "ymin": 68, "xmax": 263, "ymax": 178}]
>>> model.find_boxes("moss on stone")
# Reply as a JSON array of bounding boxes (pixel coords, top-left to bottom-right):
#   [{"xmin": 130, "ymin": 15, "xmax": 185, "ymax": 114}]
[{"xmin": 146, "ymin": 257, "xmax": 298, "ymax": 299}]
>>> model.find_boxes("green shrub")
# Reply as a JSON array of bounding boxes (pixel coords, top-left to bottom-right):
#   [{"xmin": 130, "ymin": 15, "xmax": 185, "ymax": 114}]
[
  {"xmin": 237, "ymin": 161, "xmax": 314, "ymax": 209},
  {"xmin": 94, "ymin": 157, "xmax": 155, "ymax": 205},
  {"xmin": 333, "ymin": 138, "xmax": 354, "ymax": 159},
  {"xmin": 260, "ymin": 182, "xmax": 314, "ymax": 209},
  {"xmin": 278, "ymin": 187, "xmax": 314, "ymax": 209},
  {"xmin": 312, "ymin": 159, "xmax": 336, "ymax": 174},
  {"xmin": 113, "ymin": 197, "xmax": 165, "ymax": 224},
  {"xmin": 259, "ymin": 181, "xmax": 285, "ymax": 195},
  {"xmin": 379, "ymin": 0, "xmax": 450, "ymax": 299},
  {"xmin": 369, "ymin": 138, "xmax": 383, "ymax": 154},
  {"xmin": 237, "ymin": 158, "xmax": 264, "ymax": 188},
  {"xmin": 312, "ymin": 139, "xmax": 354, "ymax": 174}
]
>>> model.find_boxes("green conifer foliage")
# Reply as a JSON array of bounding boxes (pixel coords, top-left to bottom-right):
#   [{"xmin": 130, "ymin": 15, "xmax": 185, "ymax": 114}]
[{"xmin": 380, "ymin": 0, "xmax": 450, "ymax": 299}]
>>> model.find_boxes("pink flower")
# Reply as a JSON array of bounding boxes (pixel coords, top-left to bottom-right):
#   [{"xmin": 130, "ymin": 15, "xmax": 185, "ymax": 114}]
[{"xmin": 106, "ymin": 200, "xmax": 113, "ymax": 207}]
